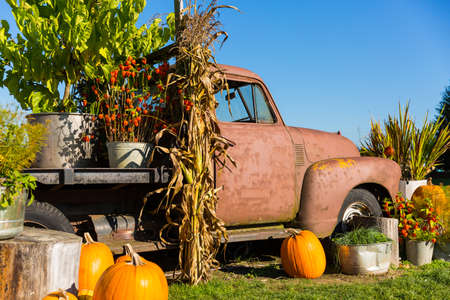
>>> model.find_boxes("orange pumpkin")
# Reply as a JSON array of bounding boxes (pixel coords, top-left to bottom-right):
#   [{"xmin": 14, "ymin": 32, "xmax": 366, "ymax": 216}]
[
  {"xmin": 280, "ymin": 230, "xmax": 326, "ymax": 279},
  {"xmin": 412, "ymin": 179, "xmax": 449, "ymax": 230},
  {"xmin": 93, "ymin": 244, "xmax": 168, "ymax": 300},
  {"xmin": 78, "ymin": 232, "xmax": 114, "ymax": 299},
  {"xmin": 42, "ymin": 289, "xmax": 78, "ymax": 300}
]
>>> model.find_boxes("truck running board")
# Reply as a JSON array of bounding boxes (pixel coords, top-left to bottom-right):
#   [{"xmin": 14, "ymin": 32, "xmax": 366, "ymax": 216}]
[{"xmin": 100, "ymin": 225, "xmax": 297, "ymax": 255}]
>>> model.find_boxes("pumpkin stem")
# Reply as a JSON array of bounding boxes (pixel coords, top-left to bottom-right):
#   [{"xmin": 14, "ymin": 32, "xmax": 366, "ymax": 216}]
[
  {"xmin": 84, "ymin": 232, "xmax": 95, "ymax": 244},
  {"xmin": 124, "ymin": 243, "xmax": 145, "ymax": 266},
  {"xmin": 286, "ymin": 228, "xmax": 301, "ymax": 237},
  {"xmin": 427, "ymin": 177, "xmax": 432, "ymax": 185},
  {"xmin": 57, "ymin": 288, "xmax": 68, "ymax": 300}
]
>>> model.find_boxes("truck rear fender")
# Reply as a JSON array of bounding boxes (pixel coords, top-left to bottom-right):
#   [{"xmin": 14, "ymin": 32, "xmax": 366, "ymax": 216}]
[{"xmin": 295, "ymin": 156, "xmax": 401, "ymax": 237}]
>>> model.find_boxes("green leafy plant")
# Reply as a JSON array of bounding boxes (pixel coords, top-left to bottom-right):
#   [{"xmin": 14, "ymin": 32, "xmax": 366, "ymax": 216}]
[
  {"xmin": 384, "ymin": 194, "xmax": 443, "ymax": 243},
  {"xmin": 332, "ymin": 227, "xmax": 391, "ymax": 246},
  {"xmin": 361, "ymin": 102, "xmax": 450, "ymax": 180},
  {"xmin": 0, "ymin": 0, "xmax": 175, "ymax": 112},
  {"xmin": 0, "ymin": 108, "xmax": 46, "ymax": 207}
]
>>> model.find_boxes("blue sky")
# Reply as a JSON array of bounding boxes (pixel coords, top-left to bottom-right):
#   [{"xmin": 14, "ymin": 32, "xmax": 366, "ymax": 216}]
[{"xmin": 1, "ymin": 0, "xmax": 449, "ymax": 145}]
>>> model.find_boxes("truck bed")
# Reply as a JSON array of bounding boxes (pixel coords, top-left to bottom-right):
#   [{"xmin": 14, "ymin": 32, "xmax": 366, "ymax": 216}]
[{"xmin": 24, "ymin": 167, "xmax": 169, "ymax": 185}]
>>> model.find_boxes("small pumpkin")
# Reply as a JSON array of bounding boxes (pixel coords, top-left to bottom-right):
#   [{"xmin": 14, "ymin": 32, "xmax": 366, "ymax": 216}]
[
  {"xmin": 93, "ymin": 243, "xmax": 168, "ymax": 300},
  {"xmin": 78, "ymin": 232, "xmax": 114, "ymax": 299},
  {"xmin": 280, "ymin": 229, "xmax": 326, "ymax": 279},
  {"xmin": 42, "ymin": 289, "xmax": 77, "ymax": 300}
]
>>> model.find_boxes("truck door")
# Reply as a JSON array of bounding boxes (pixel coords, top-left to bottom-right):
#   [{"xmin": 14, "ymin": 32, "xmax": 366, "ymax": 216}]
[{"xmin": 215, "ymin": 80, "xmax": 297, "ymax": 226}]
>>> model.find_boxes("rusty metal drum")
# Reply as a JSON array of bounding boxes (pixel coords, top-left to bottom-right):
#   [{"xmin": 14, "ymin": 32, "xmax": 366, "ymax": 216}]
[{"xmin": 26, "ymin": 113, "xmax": 98, "ymax": 168}]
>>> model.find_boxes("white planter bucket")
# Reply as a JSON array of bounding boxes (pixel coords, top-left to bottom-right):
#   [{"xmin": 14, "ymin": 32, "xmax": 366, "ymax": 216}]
[
  {"xmin": 406, "ymin": 240, "xmax": 434, "ymax": 266},
  {"xmin": 398, "ymin": 180, "xmax": 427, "ymax": 200},
  {"xmin": 107, "ymin": 142, "xmax": 152, "ymax": 168}
]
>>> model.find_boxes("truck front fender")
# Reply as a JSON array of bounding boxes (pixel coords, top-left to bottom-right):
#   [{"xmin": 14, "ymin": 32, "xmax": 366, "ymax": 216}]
[{"xmin": 295, "ymin": 157, "xmax": 401, "ymax": 237}]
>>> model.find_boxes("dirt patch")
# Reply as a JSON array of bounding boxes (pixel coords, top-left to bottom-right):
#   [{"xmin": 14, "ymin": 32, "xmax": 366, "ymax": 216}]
[{"xmin": 216, "ymin": 255, "xmax": 407, "ymax": 285}]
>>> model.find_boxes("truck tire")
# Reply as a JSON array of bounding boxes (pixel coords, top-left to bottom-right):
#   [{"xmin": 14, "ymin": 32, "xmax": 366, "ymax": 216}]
[
  {"xmin": 335, "ymin": 188, "xmax": 382, "ymax": 233},
  {"xmin": 25, "ymin": 201, "xmax": 75, "ymax": 233}
]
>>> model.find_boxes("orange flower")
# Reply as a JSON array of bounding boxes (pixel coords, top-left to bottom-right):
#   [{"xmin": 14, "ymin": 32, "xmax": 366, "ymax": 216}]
[{"xmin": 123, "ymin": 120, "xmax": 128, "ymax": 126}]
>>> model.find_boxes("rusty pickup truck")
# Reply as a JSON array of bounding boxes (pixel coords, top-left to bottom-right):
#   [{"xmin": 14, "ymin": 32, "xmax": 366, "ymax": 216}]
[{"xmin": 24, "ymin": 65, "xmax": 401, "ymax": 254}]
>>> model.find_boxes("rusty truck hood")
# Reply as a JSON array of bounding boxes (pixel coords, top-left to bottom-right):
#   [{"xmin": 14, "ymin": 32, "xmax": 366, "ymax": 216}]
[{"xmin": 287, "ymin": 127, "xmax": 360, "ymax": 163}]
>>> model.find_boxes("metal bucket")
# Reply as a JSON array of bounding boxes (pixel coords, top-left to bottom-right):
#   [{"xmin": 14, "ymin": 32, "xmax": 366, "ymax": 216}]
[
  {"xmin": 27, "ymin": 113, "xmax": 98, "ymax": 168},
  {"xmin": 107, "ymin": 142, "xmax": 152, "ymax": 168},
  {"xmin": 406, "ymin": 240, "xmax": 434, "ymax": 266},
  {"xmin": 0, "ymin": 188, "xmax": 27, "ymax": 240},
  {"xmin": 337, "ymin": 241, "xmax": 392, "ymax": 275}
]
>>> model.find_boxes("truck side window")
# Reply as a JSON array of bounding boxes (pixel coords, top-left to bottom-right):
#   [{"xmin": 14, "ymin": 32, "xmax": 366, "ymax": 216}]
[
  {"xmin": 215, "ymin": 82, "xmax": 255, "ymax": 122},
  {"xmin": 254, "ymin": 85, "xmax": 275, "ymax": 123}
]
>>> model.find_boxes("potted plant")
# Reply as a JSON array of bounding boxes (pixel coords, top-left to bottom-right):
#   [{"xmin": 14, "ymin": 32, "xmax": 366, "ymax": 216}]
[
  {"xmin": 384, "ymin": 194, "xmax": 442, "ymax": 265},
  {"xmin": 0, "ymin": 1, "xmax": 175, "ymax": 168},
  {"xmin": 361, "ymin": 103, "xmax": 450, "ymax": 199},
  {"xmin": 94, "ymin": 57, "xmax": 172, "ymax": 168},
  {"xmin": 0, "ymin": 108, "xmax": 46, "ymax": 239},
  {"xmin": 332, "ymin": 227, "xmax": 392, "ymax": 275}
]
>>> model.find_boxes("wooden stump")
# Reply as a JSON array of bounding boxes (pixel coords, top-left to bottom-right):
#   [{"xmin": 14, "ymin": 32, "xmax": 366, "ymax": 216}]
[
  {"xmin": 352, "ymin": 216, "xmax": 399, "ymax": 266},
  {"xmin": 0, "ymin": 227, "xmax": 82, "ymax": 300}
]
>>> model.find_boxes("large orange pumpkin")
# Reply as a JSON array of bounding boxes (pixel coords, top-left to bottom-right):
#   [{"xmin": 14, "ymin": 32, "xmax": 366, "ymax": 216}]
[
  {"xmin": 411, "ymin": 179, "xmax": 447, "ymax": 215},
  {"xmin": 42, "ymin": 289, "xmax": 78, "ymax": 300},
  {"xmin": 78, "ymin": 232, "xmax": 114, "ymax": 299},
  {"xmin": 93, "ymin": 244, "xmax": 168, "ymax": 300},
  {"xmin": 280, "ymin": 230, "xmax": 326, "ymax": 279}
]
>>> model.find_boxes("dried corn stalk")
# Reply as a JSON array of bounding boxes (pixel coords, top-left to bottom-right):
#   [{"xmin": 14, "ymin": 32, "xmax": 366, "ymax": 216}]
[{"xmin": 148, "ymin": 0, "xmax": 236, "ymax": 284}]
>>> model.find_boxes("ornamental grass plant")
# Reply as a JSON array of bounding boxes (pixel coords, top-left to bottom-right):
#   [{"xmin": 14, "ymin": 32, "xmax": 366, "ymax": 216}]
[{"xmin": 360, "ymin": 103, "xmax": 450, "ymax": 180}]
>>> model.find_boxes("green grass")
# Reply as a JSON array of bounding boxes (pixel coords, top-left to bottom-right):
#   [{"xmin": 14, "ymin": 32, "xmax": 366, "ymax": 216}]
[{"xmin": 169, "ymin": 260, "xmax": 450, "ymax": 300}]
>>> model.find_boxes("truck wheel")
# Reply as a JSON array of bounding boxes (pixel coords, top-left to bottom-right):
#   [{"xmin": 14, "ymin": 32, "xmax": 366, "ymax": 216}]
[
  {"xmin": 336, "ymin": 188, "xmax": 382, "ymax": 233},
  {"xmin": 25, "ymin": 201, "xmax": 74, "ymax": 233}
]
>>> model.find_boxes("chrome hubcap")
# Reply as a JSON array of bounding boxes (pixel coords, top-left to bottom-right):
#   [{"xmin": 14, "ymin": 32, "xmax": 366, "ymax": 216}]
[{"xmin": 342, "ymin": 202, "xmax": 371, "ymax": 225}]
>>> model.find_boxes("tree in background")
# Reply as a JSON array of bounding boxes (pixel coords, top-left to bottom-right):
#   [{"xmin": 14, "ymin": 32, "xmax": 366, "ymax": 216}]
[{"xmin": 435, "ymin": 85, "xmax": 450, "ymax": 173}]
